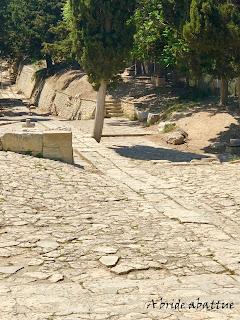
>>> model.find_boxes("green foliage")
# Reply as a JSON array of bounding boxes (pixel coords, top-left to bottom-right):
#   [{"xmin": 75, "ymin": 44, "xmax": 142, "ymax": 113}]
[
  {"xmin": 183, "ymin": 0, "xmax": 240, "ymax": 80},
  {"xmin": 161, "ymin": 27, "xmax": 189, "ymax": 68},
  {"xmin": 43, "ymin": 1, "xmax": 75, "ymax": 63},
  {"xmin": 0, "ymin": 0, "xmax": 10, "ymax": 57},
  {"xmin": 163, "ymin": 122, "xmax": 176, "ymax": 133},
  {"xmin": 132, "ymin": 0, "xmax": 189, "ymax": 70},
  {"xmin": 132, "ymin": 0, "xmax": 165, "ymax": 62},
  {"xmin": 1, "ymin": 0, "xmax": 239, "ymax": 97},
  {"xmin": 2, "ymin": 0, "xmax": 65, "ymax": 61},
  {"xmin": 69, "ymin": 0, "xmax": 136, "ymax": 88},
  {"xmin": 161, "ymin": 0, "xmax": 191, "ymax": 29},
  {"xmin": 161, "ymin": 103, "xmax": 189, "ymax": 120}
]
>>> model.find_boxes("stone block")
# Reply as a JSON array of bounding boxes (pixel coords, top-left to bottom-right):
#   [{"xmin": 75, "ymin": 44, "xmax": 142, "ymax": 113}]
[
  {"xmin": 38, "ymin": 82, "xmax": 56, "ymax": 113},
  {"xmin": 16, "ymin": 64, "xmax": 41, "ymax": 99},
  {"xmin": 22, "ymin": 119, "xmax": 36, "ymax": 128},
  {"xmin": 1, "ymin": 131, "xmax": 43, "ymax": 156},
  {"xmin": 43, "ymin": 130, "xmax": 73, "ymax": 164},
  {"xmin": 121, "ymin": 100, "xmax": 137, "ymax": 120},
  {"xmin": 175, "ymin": 128, "xmax": 188, "ymax": 138},
  {"xmin": 166, "ymin": 131, "xmax": 185, "ymax": 145},
  {"xmin": 0, "ymin": 129, "xmax": 74, "ymax": 164},
  {"xmin": 80, "ymin": 100, "xmax": 96, "ymax": 120},
  {"xmin": 147, "ymin": 113, "xmax": 160, "ymax": 125},
  {"xmin": 136, "ymin": 110, "xmax": 149, "ymax": 122},
  {"xmin": 53, "ymin": 92, "xmax": 72, "ymax": 117}
]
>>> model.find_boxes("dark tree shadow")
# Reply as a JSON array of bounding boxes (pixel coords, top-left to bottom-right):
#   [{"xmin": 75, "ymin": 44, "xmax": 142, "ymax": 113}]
[
  {"xmin": 0, "ymin": 98, "xmax": 28, "ymax": 108},
  {"xmin": 110, "ymin": 145, "xmax": 209, "ymax": 162},
  {"xmin": 203, "ymin": 119, "xmax": 240, "ymax": 159}
]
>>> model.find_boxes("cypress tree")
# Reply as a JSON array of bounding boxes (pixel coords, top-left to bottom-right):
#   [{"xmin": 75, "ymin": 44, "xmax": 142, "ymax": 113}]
[
  {"xmin": 184, "ymin": 0, "xmax": 240, "ymax": 105},
  {"xmin": 0, "ymin": 0, "xmax": 8, "ymax": 57},
  {"xmin": 69, "ymin": 0, "xmax": 136, "ymax": 142}
]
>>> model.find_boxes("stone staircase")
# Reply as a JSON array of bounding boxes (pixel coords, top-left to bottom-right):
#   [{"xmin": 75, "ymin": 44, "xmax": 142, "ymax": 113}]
[{"xmin": 105, "ymin": 100, "xmax": 123, "ymax": 118}]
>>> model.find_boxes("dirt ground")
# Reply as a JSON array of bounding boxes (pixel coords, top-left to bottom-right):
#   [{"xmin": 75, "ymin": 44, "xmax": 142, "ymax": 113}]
[
  {"xmin": 108, "ymin": 75, "xmax": 240, "ymax": 157},
  {"xmin": 147, "ymin": 108, "xmax": 240, "ymax": 156}
]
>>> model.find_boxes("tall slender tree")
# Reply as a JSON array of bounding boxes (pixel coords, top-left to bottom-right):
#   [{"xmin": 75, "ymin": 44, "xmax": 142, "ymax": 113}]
[
  {"xmin": 184, "ymin": 0, "xmax": 240, "ymax": 105},
  {"xmin": 70, "ymin": 0, "xmax": 136, "ymax": 142},
  {"xmin": 0, "ymin": 0, "xmax": 8, "ymax": 57},
  {"xmin": 43, "ymin": 1, "xmax": 75, "ymax": 64}
]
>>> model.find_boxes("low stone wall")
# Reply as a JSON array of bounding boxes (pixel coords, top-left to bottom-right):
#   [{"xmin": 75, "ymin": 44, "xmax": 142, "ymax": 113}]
[
  {"xmin": 0, "ymin": 128, "xmax": 73, "ymax": 164},
  {"xmin": 16, "ymin": 64, "xmax": 98, "ymax": 120}
]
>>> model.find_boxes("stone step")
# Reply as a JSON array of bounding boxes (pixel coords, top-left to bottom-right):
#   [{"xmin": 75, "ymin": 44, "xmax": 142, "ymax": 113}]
[
  {"xmin": 106, "ymin": 110, "xmax": 123, "ymax": 114},
  {"xmin": 105, "ymin": 103, "xmax": 121, "ymax": 108},
  {"xmin": 106, "ymin": 106, "xmax": 122, "ymax": 111},
  {"xmin": 106, "ymin": 109, "xmax": 123, "ymax": 113},
  {"xmin": 106, "ymin": 113, "xmax": 124, "ymax": 118},
  {"xmin": 106, "ymin": 108, "xmax": 123, "ymax": 113}
]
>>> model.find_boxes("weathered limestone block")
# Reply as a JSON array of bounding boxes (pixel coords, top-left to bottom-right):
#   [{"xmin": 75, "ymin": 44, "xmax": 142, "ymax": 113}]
[
  {"xmin": 1, "ymin": 131, "xmax": 43, "ymax": 155},
  {"xmin": 147, "ymin": 113, "xmax": 160, "ymax": 125},
  {"xmin": 43, "ymin": 130, "xmax": 73, "ymax": 164},
  {"xmin": 22, "ymin": 119, "xmax": 36, "ymax": 128},
  {"xmin": 166, "ymin": 131, "xmax": 186, "ymax": 145},
  {"xmin": 16, "ymin": 65, "xmax": 39, "ymax": 98},
  {"xmin": 0, "ymin": 129, "xmax": 74, "ymax": 164},
  {"xmin": 175, "ymin": 128, "xmax": 188, "ymax": 138},
  {"xmin": 38, "ymin": 81, "xmax": 57, "ymax": 113},
  {"xmin": 121, "ymin": 100, "xmax": 137, "ymax": 120},
  {"xmin": 52, "ymin": 92, "xmax": 73, "ymax": 118},
  {"xmin": 80, "ymin": 100, "xmax": 96, "ymax": 120},
  {"xmin": 37, "ymin": 73, "xmax": 97, "ymax": 120},
  {"xmin": 136, "ymin": 110, "xmax": 149, "ymax": 122}
]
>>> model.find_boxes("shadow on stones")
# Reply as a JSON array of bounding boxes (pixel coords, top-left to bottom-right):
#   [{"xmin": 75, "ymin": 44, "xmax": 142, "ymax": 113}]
[
  {"xmin": 203, "ymin": 120, "xmax": 240, "ymax": 160},
  {"xmin": 110, "ymin": 145, "xmax": 209, "ymax": 162},
  {"xmin": 0, "ymin": 98, "xmax": 28, "ymax": 108},
  {"xmin": 0, "ymin": 111, "xmax": 51, "ymax": 121},
  {"xmin": 73, "ymin": 163, "xmax": 84, "ymax": 170}
]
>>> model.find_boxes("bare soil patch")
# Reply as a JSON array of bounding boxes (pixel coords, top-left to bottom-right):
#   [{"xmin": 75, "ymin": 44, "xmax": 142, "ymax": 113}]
[{"xmin": 146, "ymin": 108, "xmax": 240, "ymax": 156}]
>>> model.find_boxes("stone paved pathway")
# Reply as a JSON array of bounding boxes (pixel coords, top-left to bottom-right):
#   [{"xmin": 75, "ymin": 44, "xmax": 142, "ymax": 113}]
[{"xmin": 0, "ymin": 68, "xmax": 240, "ymax": 319}]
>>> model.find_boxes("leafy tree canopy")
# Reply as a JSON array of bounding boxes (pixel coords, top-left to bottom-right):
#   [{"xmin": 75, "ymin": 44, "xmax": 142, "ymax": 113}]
[
  {"xmin": 3, "ymin": 0, "xmax": 65, "ymax": 62},
  {"xmin": 70, "ymin": 0, "xmax": 136, "ymax": 87}
]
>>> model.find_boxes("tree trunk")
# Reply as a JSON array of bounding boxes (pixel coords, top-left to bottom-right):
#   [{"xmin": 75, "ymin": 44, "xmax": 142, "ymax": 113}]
[
  {"xmin": 135, "ymin": 60, "xmax": 142, "ymax": 76},
  {"xmin": 92, "ymin": 80, "xmax": 107, "ymax": 143},
  {"xmin": 219, "ymin": 78, "xmax": 228, "ymax": 106},
  {"xmin": 141, "ymin": 63, "xmax": 146, "ymax": 75},
  {"xmin": 147, "ymin": 62, "xmax": 154, "ymax": 76},
  {"xmin": 172, "ymin": 69, "xmax": 180, "ymax": 86},
  {"xmin": 237, "ymin": 77, "xmax": 240, "ymax": 108},
  {"xmin": 46, "ymin": 54, "xmax": 53, "ymax": 69}
]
